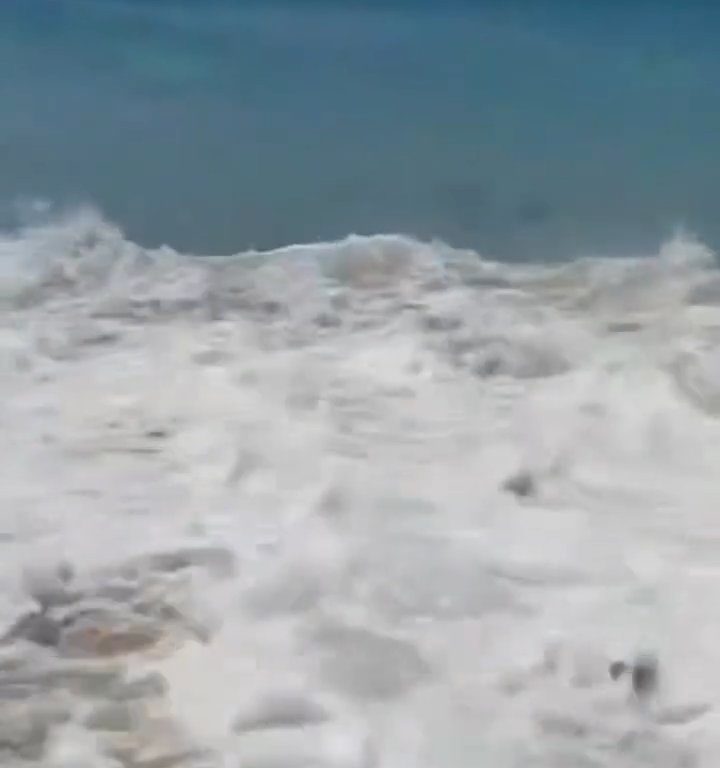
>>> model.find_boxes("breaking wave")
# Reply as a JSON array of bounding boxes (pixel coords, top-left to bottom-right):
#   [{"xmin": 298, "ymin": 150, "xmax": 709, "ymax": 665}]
[{"xmin": 2, "ymin": 207, "xmax": 720, "ymax": 767}]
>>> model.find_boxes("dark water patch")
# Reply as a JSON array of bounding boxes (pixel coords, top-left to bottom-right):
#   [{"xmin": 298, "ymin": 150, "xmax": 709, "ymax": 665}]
[
  {"xmin": 232, "ymin": 694, "xmax": 330, "ymax": 733},
  {"xmin": 502, "ymin": 470, "xmax": 537, "ymax": 498},
  {"xmin": 516, "ymin": 199, "xmax": 554, "ymax": 227},
  {"xmin": 309, "ymin": 624, "xmax": 431, "ymax": 700}
]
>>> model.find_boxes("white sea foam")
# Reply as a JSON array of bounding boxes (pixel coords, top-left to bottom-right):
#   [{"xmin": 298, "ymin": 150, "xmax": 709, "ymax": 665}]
[{"xmin": 2, "ymin": 207, "xmax": 720, "ymax": 766}]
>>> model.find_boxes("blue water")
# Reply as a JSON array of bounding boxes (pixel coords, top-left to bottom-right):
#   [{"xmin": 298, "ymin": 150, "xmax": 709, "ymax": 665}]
[{"xmin": 2, "ymin": 0, "xmax": 720, "ymax": 259}]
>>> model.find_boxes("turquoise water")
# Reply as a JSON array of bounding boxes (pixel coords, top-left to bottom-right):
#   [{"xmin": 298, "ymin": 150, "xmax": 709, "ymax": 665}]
[{"xmin": 2, "ymin": 0, "xmax": 720, "ymax": 259}]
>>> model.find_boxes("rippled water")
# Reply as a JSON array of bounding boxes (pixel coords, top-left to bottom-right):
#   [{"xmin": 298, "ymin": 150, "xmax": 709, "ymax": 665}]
[{"xmin": 2, "ymin": 209, "xmax": 720, "ymax": 765}]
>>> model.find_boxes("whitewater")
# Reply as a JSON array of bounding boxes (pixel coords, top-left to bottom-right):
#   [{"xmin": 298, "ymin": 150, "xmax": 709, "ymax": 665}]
[{"xmin": 3, "ymin": 208, "xmax": 720, "ymax": 766}]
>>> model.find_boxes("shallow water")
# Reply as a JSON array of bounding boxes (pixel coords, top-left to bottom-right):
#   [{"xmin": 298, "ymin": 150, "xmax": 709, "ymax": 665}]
[{"xmin": 2, "ymin": 209, "xmax": 720, "ymax": 765}]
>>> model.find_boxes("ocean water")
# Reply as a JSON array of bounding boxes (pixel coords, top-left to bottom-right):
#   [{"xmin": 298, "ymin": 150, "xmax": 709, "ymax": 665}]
[
  {"xmin": 2, "ymin": 0, "xmax": 720, "ymax": 258},
  {"xmin": 4, "ymin": 2, "xmax": 720, "ymax": 767}
]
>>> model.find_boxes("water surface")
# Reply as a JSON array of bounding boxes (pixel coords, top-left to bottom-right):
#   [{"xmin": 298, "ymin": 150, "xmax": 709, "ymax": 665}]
[{"xmin": 2, "ymin": 0, "xmax": 719, "ymax": 258}]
